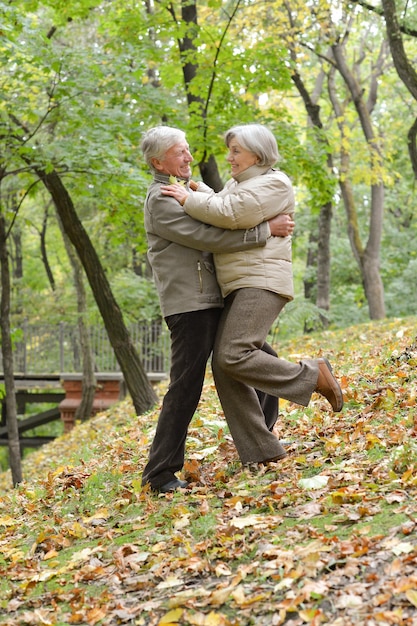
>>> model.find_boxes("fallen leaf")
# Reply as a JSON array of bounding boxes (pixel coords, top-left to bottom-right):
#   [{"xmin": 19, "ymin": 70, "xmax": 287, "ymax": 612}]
[
  {"xmin": 335, "ymin": 593, "xmax": 363, "ymax": 609},
  {"xmin": 405, "ymin": 589, "xmax": 417, "ymax": 608},
  {"xmin": 229, "ymin": 514, "xmax": 279, "ymax": 529},
  {"xmin": 391, "ymin": 542, "xmax": 415, "ymax": 555},
  {"xmin": 298, "ymin": 475, "xmax": 329, "ymax": 490},
  {"xmin": 210, "ymin": 585, "xmax": 236, "ymax": 606},
  {"xmin": 158, "ymin": 608, "xmax": 184, "ymax": 624},
  {"xmin": 156, "ymin": 576, "xmax": 184, "ymax": 590}
]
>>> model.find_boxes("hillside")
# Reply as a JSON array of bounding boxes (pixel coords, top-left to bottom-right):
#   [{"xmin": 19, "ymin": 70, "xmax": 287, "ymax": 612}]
[{"xmin": 1, "ymin": 317, "xmax": 417, "ymax": 626}]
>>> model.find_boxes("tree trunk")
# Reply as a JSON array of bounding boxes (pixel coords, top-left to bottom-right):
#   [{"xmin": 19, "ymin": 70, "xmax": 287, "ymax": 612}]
[
  {"xmin": 176, "ymin": 0, "xmax": 225, "ymax": 190},
  {"xmin": 40, "ymin": 205, "xmax": 56, "ymax": 291},
  {"xmin": 362, "ymin": 184, "xmax": 386, "ymax": 319},
  {"xmin": 7, "ymin": 195, "xmax": 23, "ymax": 317},
  {"xmin": 36, "ymin": 168, "xmax": 158, "ymax": 414},
  {"xmin": 316, "ymin": 201, "xmax": 332, "ymax": 322},
  {"xmin": 57, "ymin": 214, "xmax": 96, "ymax": 420},
  {"xmin": 330, "ymin": 42, "xmax": 386, "ymax": 319},
  {"xmin": 0, "ymin": 212, "xmax": 22, "ymax": 486},
  {"xmin": 381, "ymin": 0, "xmax": 417, "ymax": 177},
  {"xmin": 335, "ymin": 112, "xmax": 386, "ymax": 320},
  {"xmin": 74, "ymin": 315, "xmax": 96, "ymax": 421},
  {"xmin": 199, "ymin": 154, "xmax": 224, "ymax": 192},
  {"xmin": 304, "ymin": 231, "xmax": 317, "ymax": 305},
  {"xmin": 11, "ymin": 229, "xmax": 23, "ymax": 279},
  {"xmin": 363, "ymin": 249, "xmax": 386, "ymax": 320}
]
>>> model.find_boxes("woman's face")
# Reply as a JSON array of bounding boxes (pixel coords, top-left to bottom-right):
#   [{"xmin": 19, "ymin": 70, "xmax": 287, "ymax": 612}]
[{"xmin": 226, "ymin": 137, "xmax": 259, "ymax": 177}]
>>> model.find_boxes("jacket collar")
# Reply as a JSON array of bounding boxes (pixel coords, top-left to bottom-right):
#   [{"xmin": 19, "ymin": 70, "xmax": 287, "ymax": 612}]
[
  {"xmin": 233, "ymin": 164, "xmax": 271, "ymax": 183},
  {"xmin": 153, "ymin": 172, "xmax": 189, "ymax": 185}
]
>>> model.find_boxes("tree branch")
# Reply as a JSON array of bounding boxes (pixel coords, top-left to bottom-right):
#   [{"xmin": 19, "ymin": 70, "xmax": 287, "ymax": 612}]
[{"xmin": 349, "ymin": 0, "xmax": 417, "ymax": 37}]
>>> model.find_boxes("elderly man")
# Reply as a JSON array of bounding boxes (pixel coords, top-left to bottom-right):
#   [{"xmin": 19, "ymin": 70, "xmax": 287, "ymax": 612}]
[{"xmin": 140, "ymin": 126, "xmax": 295, "ymax": 493}]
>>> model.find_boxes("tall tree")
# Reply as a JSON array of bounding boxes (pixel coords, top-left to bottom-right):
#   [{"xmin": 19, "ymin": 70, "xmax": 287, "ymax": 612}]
[
  {"xmin": 329, "ymin": 34, "xmax": 387, "ymax": 319},
  {"xmin": 267, "ymin": 0, "xmax": 388, "ymax": 319},
  {"xmin": 0, "ymin": 200, "xmax": 22, "ymax": 485},
  {"xmin": 381, "ymin": 0, "xmax": 417, "ymax": 178},
  {"xmin": 350, "ymin": 0, "xmax": 417, "ymax": 176}
]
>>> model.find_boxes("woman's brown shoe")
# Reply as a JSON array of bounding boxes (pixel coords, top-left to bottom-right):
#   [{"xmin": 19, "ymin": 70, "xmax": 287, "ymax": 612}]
[{"xmin": 316, "ymin": 358, "xmax": 344, "ymax": 412}]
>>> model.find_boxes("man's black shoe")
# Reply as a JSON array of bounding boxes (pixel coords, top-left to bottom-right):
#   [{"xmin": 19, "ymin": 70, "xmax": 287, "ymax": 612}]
[{"xmin": 158, "ymin": 478, "xmax": 189, "ymax": 493}]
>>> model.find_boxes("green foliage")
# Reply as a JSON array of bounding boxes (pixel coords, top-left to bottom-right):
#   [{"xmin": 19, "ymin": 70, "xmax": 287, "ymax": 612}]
[
  {"xmin": 0, "ymin": 0, "xmax": 416, "ymax": 343},
  {"xmin": 110, "ymin": 269, "xmax": 161, "ymax": 324},
  {"xmin": 269, "ymin": 297, "xmax": 328, "ymax": 342},
  {"xmin": 380, "ymin": 188, "xmax": 417, "ymax": 318}
]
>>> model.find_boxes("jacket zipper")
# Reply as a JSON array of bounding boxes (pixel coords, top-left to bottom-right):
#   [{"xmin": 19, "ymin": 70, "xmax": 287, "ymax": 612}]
[{"xmin": 197, "ymin": 260, "xmax": 203, "ymax": 292}]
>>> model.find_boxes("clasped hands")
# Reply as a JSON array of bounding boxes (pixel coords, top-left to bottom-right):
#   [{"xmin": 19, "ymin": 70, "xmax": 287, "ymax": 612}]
[
  {"xmin": 269, "ymin": 213, "xmax": 295, "ymax": 237},
  {"xmin": 161, "ymin": 181, "xmax": 295, "ymax": 238}
]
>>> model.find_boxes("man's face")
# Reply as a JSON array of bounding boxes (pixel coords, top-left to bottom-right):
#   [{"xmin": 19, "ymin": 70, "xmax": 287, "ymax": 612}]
[{"xmin": 152, "ymin": 141, "xmax": 193, "ymax": 179}]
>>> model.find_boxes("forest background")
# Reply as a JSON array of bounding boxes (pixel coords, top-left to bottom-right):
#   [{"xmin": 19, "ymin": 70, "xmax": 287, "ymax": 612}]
[{"xmin": 0, "ymin": 0, "xmax": 416, "ymax": 477}]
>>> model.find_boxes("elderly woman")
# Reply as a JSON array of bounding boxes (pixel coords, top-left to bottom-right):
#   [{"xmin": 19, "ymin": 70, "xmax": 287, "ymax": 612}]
[{"xmin": 161, "ymin": 123, "xmax": 343, "ymax": 467}]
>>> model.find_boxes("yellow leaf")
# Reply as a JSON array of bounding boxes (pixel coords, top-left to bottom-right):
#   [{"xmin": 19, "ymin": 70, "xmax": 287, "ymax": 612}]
[
  {"xmin": 376, "ymin": 388, "xmax": 396, "ymax": 410},
  {"xmin": 231, "ymin": 585, "xmax": 245, "ymax": 605},
  {"xmin": 401, "ymin": 467, "xmax": 415, "ymax": 482},
  {"xmin": 156, "ymin": 576, "xmax": 184, "ymax": 590},
  {"xmin": 299, "ymin": 608, "xmax": 325, "ymax": 622},
  {"xmin": 174, "ymin": 514, "xmax": 191, "ymax": 529},
  {"xmin": 229, "ymin": 514, "xmax": 273, "ymax": 529},
  {"xmin": 131, "ymin": 478, "xmax": 142, "ymax": 492},
  {"xmin": 210, "ymin": 585, "xmax": 235, "ymax": 606},
  {"xmin": 168, "ymin": 175, "xmax": 185, "ymax": 185},
  {"xmin": 43, "ymin": 549, "xmax": 59, "ymax": 560},
  {"xmin": 185, "ymin": 611, "xmax": 207, "ymax": 625},
  {"xmin": 158, "ymin": 608, "xmax": 184, "ymax": 624},
  {"xmin": 26, "ymin": 569, "xmax": 58, "ymax": 584},
  {"xmin": 35, "ymin": 530, "xmax": 48, "ymax": 543},
  {"xmin": 405, "ymin": 589, "xmax": 417, "ymax": 607},
  {"xmin": 151, "ymin": 541, "xmax": 168, "ymax": 552},
  {"xmin": 10, "ymin": 550, "xmax": 25, "ymax": 563},
  {"xmin": 215, "ymin": 562, "xmax": 232, "ymax": 577},
  {"xmin": 68, "ymin": 546, "xmax": 100, "ymax": 565},
  {"xmin": 86, "ymin": 607, "xmax": 108, "ymax": 625},
  {"xmin": 82, "ymin": 507, "xmax": 109, "ymax": 523},
  {"xmin": 68, "ymin": 521, "xmax": 88, "ymax": 538},
  {"xmin": 204, "ymin": 612, "xmax": 227, "ymax": 626},
  {"xmin": 168, "ymin": 589, "xmax": 210, "ymax": 609}
]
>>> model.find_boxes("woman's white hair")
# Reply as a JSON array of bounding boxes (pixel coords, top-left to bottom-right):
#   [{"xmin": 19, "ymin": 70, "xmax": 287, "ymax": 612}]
[
  {"xmin": 141, "ymin": 126, "xmax": 186, "ymax": 173},
  {"xmin": 224, "ymin": 123, "xmax": 280, "ymax": 167}
]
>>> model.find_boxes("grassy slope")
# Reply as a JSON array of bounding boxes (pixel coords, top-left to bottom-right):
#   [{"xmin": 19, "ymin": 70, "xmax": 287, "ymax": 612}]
[{"xmin": 1, "ymin": 317, "xmax": 417, "ymax": 626}]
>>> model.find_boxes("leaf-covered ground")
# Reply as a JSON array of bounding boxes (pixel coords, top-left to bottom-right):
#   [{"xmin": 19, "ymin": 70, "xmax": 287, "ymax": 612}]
[{"xmin": 1, "ymin": 317, "xmax": 417, "ymax": 626}]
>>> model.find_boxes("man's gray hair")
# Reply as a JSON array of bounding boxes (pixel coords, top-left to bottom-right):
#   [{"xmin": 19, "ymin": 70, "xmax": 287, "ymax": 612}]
[
  {"xmin": 141, "ymin": 126, "xmax": 186, "ymax": 173},
  {"xmin": 224, "ymin": 124, "xmax": 280, "ymax": 167}
]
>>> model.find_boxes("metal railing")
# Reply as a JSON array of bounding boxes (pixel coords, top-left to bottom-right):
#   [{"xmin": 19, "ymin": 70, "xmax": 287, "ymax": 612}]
[{"xmin": 1, "ymin": 320, "xmax": 170, "ymax": 375}]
